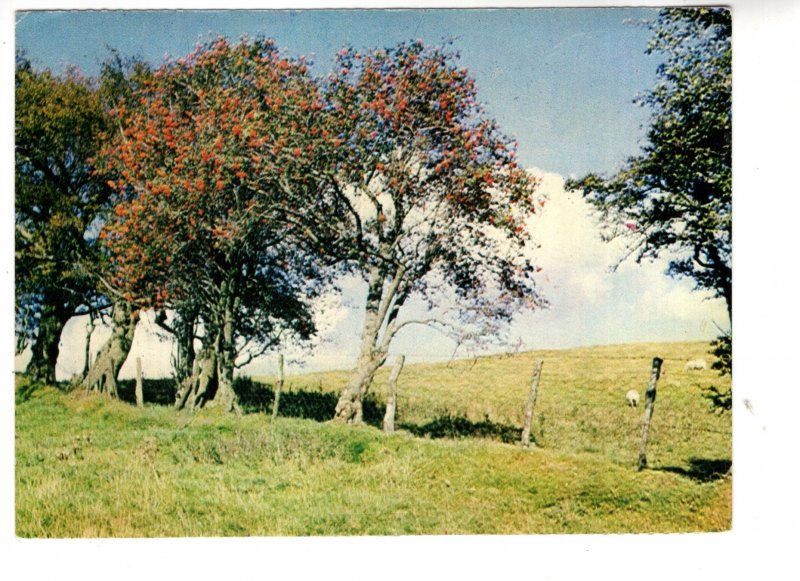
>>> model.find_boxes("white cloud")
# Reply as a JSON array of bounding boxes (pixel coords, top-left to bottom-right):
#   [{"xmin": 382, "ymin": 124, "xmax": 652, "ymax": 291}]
[
  {"xmin": 618, "ymin": 258, "xmax": 729, "ymax": 329},
  {"xmin": 512, "ymin": 167, "xmax": 729, "ymax": 350},
  {"xmin": 526, "ymin": 167, "xmax": 618, "ymax": 307}
]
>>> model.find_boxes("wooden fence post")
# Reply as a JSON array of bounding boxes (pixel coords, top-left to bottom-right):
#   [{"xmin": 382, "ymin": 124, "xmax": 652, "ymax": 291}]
[
  {"xmin": 271, "ymin": 354, "xmax": 284, "ymax": 421},
  {"xmin": 83, "ymin": 315, "xmax": 94, "ymax": 380},
  {"xmin": 135, "ymin": 357, "xmax": 144, "ymax": 408},
  {"xmin": 383, "ymin": 355, "xmax": 405, "ymax": 434},
  {"xmin": 108, "ymin": 357, "xmax": 118, "ymax": 399},
  {"xmin": 637, "ymin": 357, "xmax": 663, "ymax": 471},
  {"xmin": 521, "ymin": 359, "xmax": 544, "ymax": 449}
]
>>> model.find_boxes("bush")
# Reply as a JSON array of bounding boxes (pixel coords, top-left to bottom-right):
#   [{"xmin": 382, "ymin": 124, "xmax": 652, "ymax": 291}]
[
  {"xmin": 710, "ymin": 333, "xmax": 732, "ymax": 376},
  {"xmin": 704, "ymin": 333, "xmax": 732, "ymax": 411}
]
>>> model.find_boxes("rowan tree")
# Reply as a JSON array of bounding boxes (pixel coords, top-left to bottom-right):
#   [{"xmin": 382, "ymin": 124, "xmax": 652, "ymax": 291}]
[
  {"xmin": 320, "ymin": 41, "xmax": 546, "ymax": 423},
  {"xmin": 15, "ymin": 55, "xmax": 113, "ymax": 384},
  {"xmin": 98, "ymin": 37, "xmax": 334, "ymax": 411}
]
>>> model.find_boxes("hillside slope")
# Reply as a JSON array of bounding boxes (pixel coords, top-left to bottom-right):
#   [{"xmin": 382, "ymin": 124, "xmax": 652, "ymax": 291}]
[{"xmin": 16, "ymin": 341, "xmax": 731, "ymax": 536}]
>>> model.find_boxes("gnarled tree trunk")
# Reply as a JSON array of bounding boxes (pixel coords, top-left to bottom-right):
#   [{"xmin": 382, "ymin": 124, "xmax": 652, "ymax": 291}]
[
  {"xmin": 334, "ymin": 262, "xmax": 408, "ymax": 424},
  {"xmin": 334, "ymin": 348, "xmax": 387, "ymax": 423},
  {"xmin": 209, "ymin": 278, "xmax": 241, "ymax": 414},
  {"xmin": 80, "ymin": 314, "xmax": 96, "ymax": 380},
  {"xmin": 213, "ymin": 292, "xmax": 241, "ymax": 414},
  {"xmin": 82, "ymin": 300, "xmax": 138, "ymax": 397},
  {"xmin": 171, "ymin": 309, "xmax": 197, "ymax": 387},
  {"xmin": 334, "ymin": 266, "xmax": 388, "ymax": 423},
  {"xmin": 175, "ymin": 285, "xmax": 241, "ymax": 414},
  {"xmin": 175, "ymin": 345, "xmax": 217, "ymax": 411}
]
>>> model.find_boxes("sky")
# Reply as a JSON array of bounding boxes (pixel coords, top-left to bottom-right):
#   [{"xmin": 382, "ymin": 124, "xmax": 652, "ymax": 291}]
[
  {"xmin": 16, "ymin": 7, "xmax": 659, "ymax": 177},
  {"xmin": 11, "ymin": 5, "xmax": 732, "ymax": 378}
]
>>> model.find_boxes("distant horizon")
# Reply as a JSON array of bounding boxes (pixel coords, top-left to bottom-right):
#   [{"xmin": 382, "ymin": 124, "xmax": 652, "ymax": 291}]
[{"xmin": 243, "ymin": 337, "xmax": 717, "ymax": 380}]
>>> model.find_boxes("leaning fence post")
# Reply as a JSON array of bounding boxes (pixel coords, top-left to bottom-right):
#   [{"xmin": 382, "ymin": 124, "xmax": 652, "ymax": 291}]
[
  {"xmin": 271, "ymin": 353, "xmax": 284, "ymax": 421},
  {"xmin": 135, "ymin": 357, "xmax": 144, "ymax": 408},
  {"xmin": 637, "ymin": 357, "xmax": 664, "ymax": 471},
  {"xmin": 108, "ymin": 356, "xmax": 118, "ymax": 398},
  {"xmin": 383, "ymin": 355, "xmax": 405, "ymax": 434},
  {"xmin": 521, "ymin": 359, "xmax": 544, "ymax": 449}
]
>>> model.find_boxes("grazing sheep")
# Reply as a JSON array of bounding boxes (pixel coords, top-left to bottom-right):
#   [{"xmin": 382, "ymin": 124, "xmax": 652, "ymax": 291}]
[
  {"xmin": 684, "ymin": 359, "xmax": 708, "ymax": 371},
  {"xmin": 626, "ymin": 389, "xmax": 640, "ymax": 407}
]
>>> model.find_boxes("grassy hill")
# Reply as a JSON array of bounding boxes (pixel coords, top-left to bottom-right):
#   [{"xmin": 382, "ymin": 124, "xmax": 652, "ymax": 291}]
[{"xmin": 15, "ymin": 341, "xmax": 731, "ymax": 536}]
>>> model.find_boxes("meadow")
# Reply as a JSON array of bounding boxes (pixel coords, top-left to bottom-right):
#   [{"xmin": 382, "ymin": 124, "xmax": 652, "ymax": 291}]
[{"xmin": 15, "ymin": 341, "xmax": 731, "ymax": 537}]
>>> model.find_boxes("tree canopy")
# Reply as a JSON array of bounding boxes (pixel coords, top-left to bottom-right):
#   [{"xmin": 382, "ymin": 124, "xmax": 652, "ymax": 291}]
[
  {"xmin": 97, "ymin": 37, "xmax": 334, "ymax": 410},
  {"xmin": 16, "ymin": 37, "xmax": 546, "ymax": 416},
  {"xmin": 319, "ymin": 41, "xmax": 546, "ymax": 422}
]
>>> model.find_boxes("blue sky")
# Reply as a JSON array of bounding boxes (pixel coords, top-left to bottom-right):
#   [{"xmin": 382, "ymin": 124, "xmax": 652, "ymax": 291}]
[
  {"xmin": 13, "ymin": 7, "xmax": 731, "ymax": 377},
  {"xmin": 16, "ymin": 8, "xmax": 659, "ymax": 177}
]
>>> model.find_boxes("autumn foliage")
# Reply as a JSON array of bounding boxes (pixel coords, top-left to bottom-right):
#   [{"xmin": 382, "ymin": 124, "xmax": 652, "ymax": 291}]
[
  {"xmin": 21, "ymin": 36, "xmax": 545, "ymax": 414},
  {"xmin": 97, "ymin": 37, "xmax": 337, "ymax": 408},
  {"xmin": 318, "ymin": 41, "xmax": 545, "ymax": 421},
  {"xmin": 99, "ymin": 38, "xmax": 329, "ymax": 310}
]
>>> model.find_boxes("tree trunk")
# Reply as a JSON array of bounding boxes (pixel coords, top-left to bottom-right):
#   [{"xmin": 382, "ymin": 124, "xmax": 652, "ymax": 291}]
[
  {"xmin": 334, "ymin": 265, "xmax": 389, "ymax": 423},
  {"xmin": 521, "ymin": 359, "xmax": 544, "ymax": 449},
  {"xmin": 211, "ymin": 291, "xmax": 241, "ymax": 414},
  {"xmin": 383, "ymin": 355, "xmax": 405, "ymax": 434},
  {"xmin": 334, "ymin": 352, "xmax": 386, "ymax": 423},
  {"xmin": 637, "ymin": 357, "xmax": 663, "ymax": 471},
  {"xmin": 271, "ymin": 353, "xmax": 284, "ymax": 421},
  {"xmin": 175, "ymin": 346, "xmax": 217, "ymax": 411},
  {"xmin": 82, "ymin": 300, "xmax": 139, "ymax": 397},
  {"xmin": 27, "ymin": 297, "xmax": 70, "ymax": 384},
  {"xmin": 334, "ymin": 262, "xmax": 410, "ymax": 424},
  {"xmin": 172, "ymin": 310, "xmax": 197, "ymax": 385}
]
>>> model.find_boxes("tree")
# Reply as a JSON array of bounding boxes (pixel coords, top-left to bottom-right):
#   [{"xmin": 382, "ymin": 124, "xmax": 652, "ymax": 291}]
[
  {"xmin": 320, "ymin": 41, "xmax": 546, "ymax": 423},
  {"xmin": 15, "ymin": 55, "xmax": 113, "ymax": 384},
  {"xmin": 97, "ymin": 37, "xmax": 333, "ymax": 411},
  {"xmin": 569, "ymin": 8, "xmax": 732, "ymax": 322}
]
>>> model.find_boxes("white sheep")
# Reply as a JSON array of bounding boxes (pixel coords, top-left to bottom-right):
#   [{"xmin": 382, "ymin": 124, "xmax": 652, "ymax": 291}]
[
  {"xmin": 626, "ymin": 389, "xmax": 640, "ymax": 407},
  {"xmin": 684, "ymin": 359, "xmax": 708, "ymax": 371}
]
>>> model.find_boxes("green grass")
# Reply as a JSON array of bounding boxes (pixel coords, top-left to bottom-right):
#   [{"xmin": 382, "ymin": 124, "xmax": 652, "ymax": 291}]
[{"xmin": 15, "ymin": 341, "xmax": 731, "ymax": 537}]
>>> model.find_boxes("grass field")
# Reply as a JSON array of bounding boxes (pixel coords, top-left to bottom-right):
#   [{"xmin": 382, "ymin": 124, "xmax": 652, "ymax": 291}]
[{"xmin": 15, "ymin": 341, "xmax": 731, "ymax": 537}]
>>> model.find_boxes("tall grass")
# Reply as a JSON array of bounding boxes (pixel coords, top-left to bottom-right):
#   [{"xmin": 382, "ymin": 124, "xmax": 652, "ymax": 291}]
[{"xmin": 16, "ymin": 341, "xmax": 730, "ymax": 537}]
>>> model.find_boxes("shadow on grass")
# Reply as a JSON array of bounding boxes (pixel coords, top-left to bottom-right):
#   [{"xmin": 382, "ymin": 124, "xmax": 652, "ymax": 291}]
[
  {"xmin": 116, "ymin": 376, "xmax": 522, "ymax": 444},
  {"xmin": 15, "ymin": 376, "xmax": 75, "ymax": 404},
  {"xmin": 655, "ymin": 458, "xmax": 732, "ymax": 483},
  {"xmin": 117, "ymin": 378, "xmax": 180, "ymax": 406},
  {"xmin": 235, "ymin": 378, "xmax": 523, "ymax": 443},
  {"xmin": 230, "ymin": 377, "xmax": 386, "ymax": 426},
  {"xmin": 399, "ymin": 413, "xmax": 523, "ymax": 444},
  {"xmin": 15, "ymin": 378, "xmax": 44, "ymax": 404}
]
